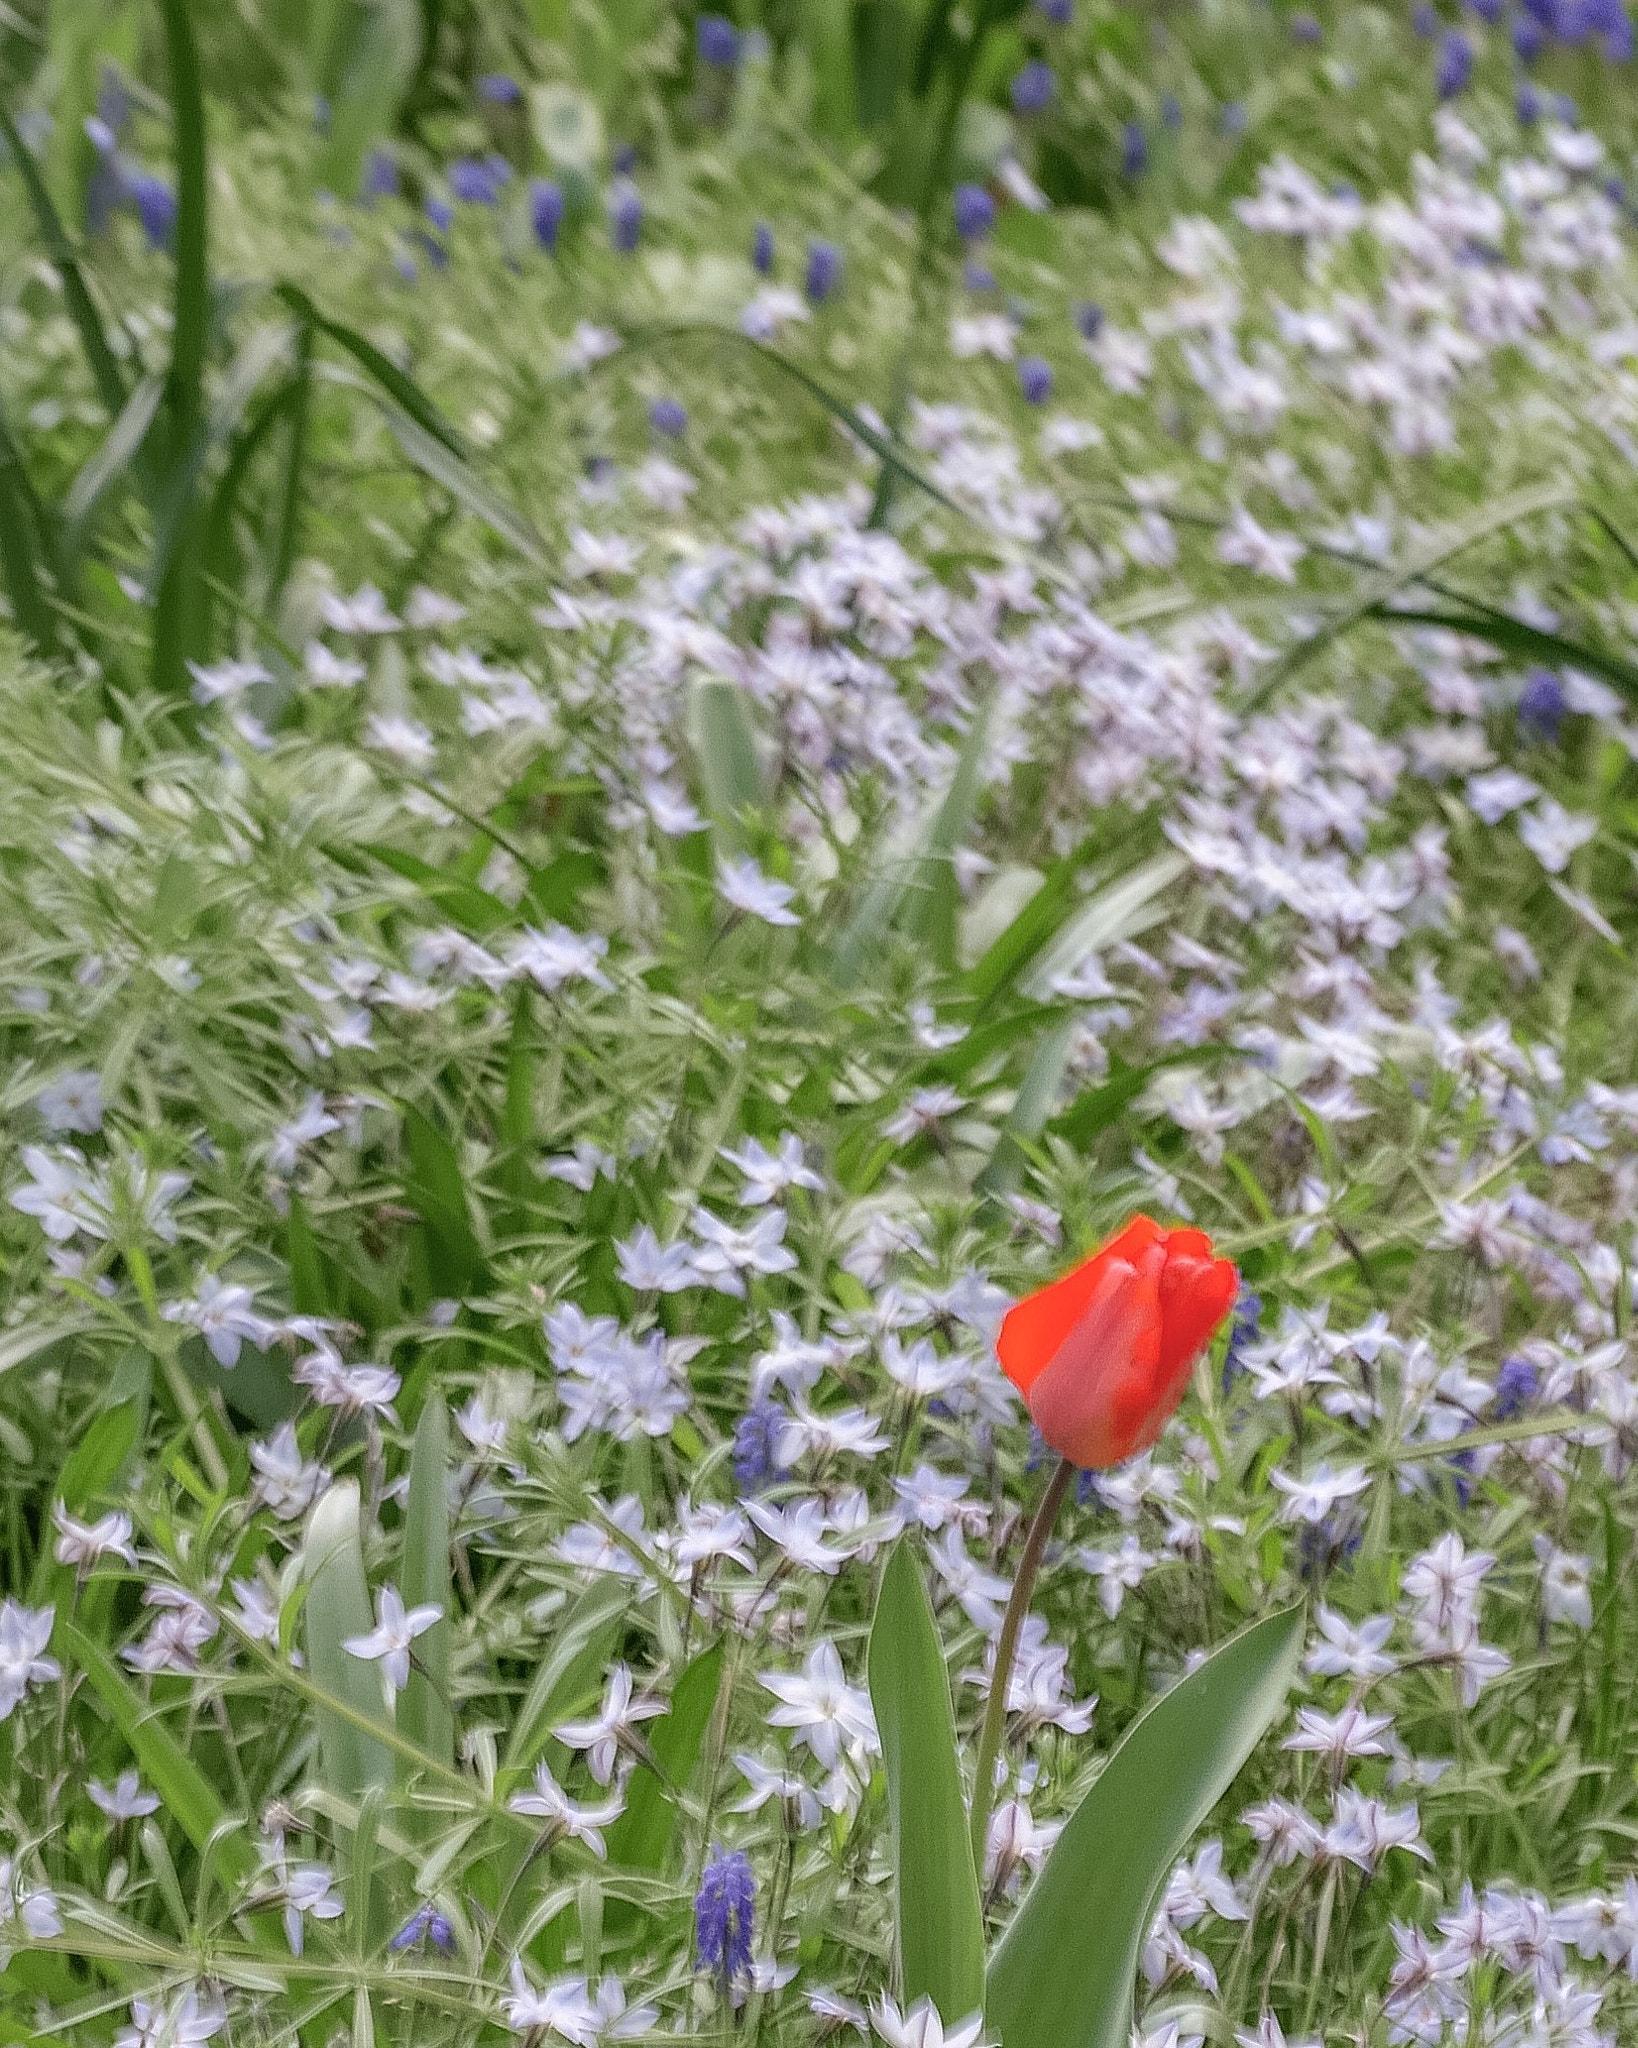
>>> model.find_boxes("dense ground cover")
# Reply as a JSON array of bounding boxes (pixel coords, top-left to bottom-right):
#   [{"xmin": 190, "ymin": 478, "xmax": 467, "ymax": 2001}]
[{"xmin": 5, "ymin": 2, "xmax": 1638, "ymax": 2044}]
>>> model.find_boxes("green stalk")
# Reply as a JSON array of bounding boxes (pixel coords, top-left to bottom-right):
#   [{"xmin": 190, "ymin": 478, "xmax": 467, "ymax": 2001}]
[{"xmin": 968, "ymin": 1454, "xmax": 1075, "ymax": 1875}]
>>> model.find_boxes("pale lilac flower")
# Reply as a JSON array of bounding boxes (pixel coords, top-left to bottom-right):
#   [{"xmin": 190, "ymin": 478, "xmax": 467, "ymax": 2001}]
[
  {"xmin": 52, "ymin": 1504, "xmax": 137, "ymax": 1571},
  {"xmin": 870, "ymin": 1997, "xmax": 990, "ymax": 2048},
  {"xmin": 555, "ymin": 1665, "xmax": 665, "ymax": 1785},
  {"xmin": 0, "ymin": 1601, "xmax": 60, "ymax": 1719},
  {"xmin": 343, "ymin": 1584, "xmax": 442, "ymax": 1703},
  {"xmin": 88, "ymin": 1771, "xmax": 159, "ymax": 1821},
  {"xmin": 716, "ymin": 854, "xmax": 800, "ymax": 925},
  {"xmin": 760, "ymin": 1640, "xmax": 878, "ymax": 1769},
  {"xmin": 508, "ymin": 1763, "xmax": 626, "ymax": 1856}
]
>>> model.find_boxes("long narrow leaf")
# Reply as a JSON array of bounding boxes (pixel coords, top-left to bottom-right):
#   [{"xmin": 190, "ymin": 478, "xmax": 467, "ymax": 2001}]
[
  {"xmin": 0, "ymin": 399, "xmax": 55, "ymax": 658},
  {"xmin": 867, "ymin": 1540, "xmax": 986, "ymax": 2022},
  {"xmin": 985, "ymin": 1604, "xmax": 1304, "ymax": 2048},
  {"xmin": 267, "ymin": 324, "xmax": 313, "ymax": 608},
  {"xmin": 0, "ymin": 101, "xmax": 128, "ymax": 422},
  {"xmin": 1369, "ymin": 603, "xmax": 1638, "ymax": 707},
  {"xmin": 275, "ymin": 282, "xmax": 468, "ymax": 457},
  {"xmin": 502, "ymin": 1576, "xmax": 631, "ymax": 1780},
  {"xmin": 1244, "ymin": 480, "xmax": 1576, "ymax": 712},
  {"xmin": 304, "ymin": 1481, "xmax": 392, "ymax": 1798},
  {"xmin": 833, "ymin": 701, "xmax": 994, "ymax": 986},
  {"xmin": 61, "ymin": 1620, "xmax": 257, "ymax": 1881},
  {"xmin": 400, "ymin": 1391, "xmax": 454, "ymax": 1771},
  {"xmin": 152, "ymin": 0, "xmax": 211, "ymax": 695},
  {"xmin": 603, "ymin": 1641, "xmax": 726, "ymax": 1928},
  {"xmin": 63, "ymin": 373, "xmax": 166, "ymax": 555},
  {"xmin": 690, "ymin": 677, "xmax": 765, "ymax": 837}
]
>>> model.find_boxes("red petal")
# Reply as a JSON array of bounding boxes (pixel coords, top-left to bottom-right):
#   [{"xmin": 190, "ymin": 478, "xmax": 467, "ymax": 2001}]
[
  {"xmin": 997, "ymin": 1215, "xmax": 1162, "ymax": 1397},
  {"xmin": 1156, "ymin": 1252, "xmax": 1239, "ymax": 1383},
  {"xmin": 1026, "ymin": 1245, "xmax": 1163, "ymax": 1468}
]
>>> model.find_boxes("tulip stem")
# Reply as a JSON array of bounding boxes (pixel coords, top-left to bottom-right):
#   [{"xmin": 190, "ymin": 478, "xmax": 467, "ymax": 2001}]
[{"xmin": 969, "ymin": 1454, "xmax": 1076, "ymax": 1880}]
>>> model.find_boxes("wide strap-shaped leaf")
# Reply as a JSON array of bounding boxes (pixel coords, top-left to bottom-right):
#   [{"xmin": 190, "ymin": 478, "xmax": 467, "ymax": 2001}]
[
  {"xmin": 399, "ymin": 1391, "xmax": 454, "ymax": 1771},
  {"xmin": 62, "ymin": 1620, "xmax": 257, "ymax": 1884},
  {"xmin": 986, "ymin": 1603, "xmax": 1304, "ymax": 2048},
  {"xmin": 604, "ymin": 1640, "xmax": 726, "ymax": 1931},
  {"xmin": 304, "ymin": 1481, "xmax": 392, "ymax": 1798},
  {"xmin": 867, "ymin": 1539, "xmax": 986, "ymax": 2023}
]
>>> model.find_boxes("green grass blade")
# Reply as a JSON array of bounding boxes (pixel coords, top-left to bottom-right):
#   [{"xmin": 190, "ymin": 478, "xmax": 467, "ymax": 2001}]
[
  {"xmin": 400, "ymin": 1101, "xmax": 485, "ymax": 1301},
  {"xmin": 60, "ymin": 1619, "xmax": 257, "ymax": 1881},
  {"xmin": 399, "ymin": 1391, "xmax": 454, "ymax": 1772},
  {"xmin": 603, "ymin": 1641, "xmax": 726, "ymax": 1928},
  {"xmin": 0, "ymin": 398, "xmax": 56, "ymax": 659},
  {"xmin": 1018, "ymin": 851, "xmax": 1187, "ymax": 1003},
  {"xmin": 603, "ymin": 325, "xmax": 966, "ymax": 519},
  {"xmin": 833, "ymin": 699, "xmax": 994, "ymax": 986},
  {"xmin": 985, "ymin": 1604, "xmax": 1304, "ymax": 2048},
  {"xmin": 977, "ymin": 1012, "xmax": 1079, "ymax": 1197},
  {"xmin": 690, "ymin": 677, "xmax": 766, "ymax": 838},
  {"xmin": 0, "ymin": 100, "xmax": 128, "ymax": 423},
  {"xmin": 203, "ymin": 373, "xmax": 302, "ymax": 646},
  {"xmin": 152, "ymin": 0, "xmax": 211, "ymax": 696},
  {"xmin": 1367, "ymin": 603, "xmax": 1638, "ymax": 708},
  {"xmin": 63, "ymin": 372, "xmax": 166, "ymax": 560},
  {"xmin": 274, "ymin": 282, "xmax": 468, "ymax": 456},
  {"xmin": 267, "ymin": 323, "xmax": 313, "ymax": 610},
  {"xmin": 1243, "ymin": 479, "xmax": 1576, "ymax": 713},
  {"xmin": 867, "ymin": 1539, "xmax": 986, "ymax": 2022},
  {"xmin": 366, "ymin": 391, "xmax": 548, "ymax": 571},
  {"xmin": 501, "ymin": 1575, "xmax": 632, "ymax": 1781},
  {"xmin": 899, "ymin": 696, "xmax": 993, "ymax": 969},
  {"xmin": 304, "ymin": 1480, "xmax": 393, "ymax": 1798}
]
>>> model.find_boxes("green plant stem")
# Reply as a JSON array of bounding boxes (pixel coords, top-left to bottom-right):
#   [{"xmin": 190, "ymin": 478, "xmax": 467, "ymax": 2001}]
[{"xmin": 968, "ymin": 1454, "xmax": 1075, "ymax": 1875}]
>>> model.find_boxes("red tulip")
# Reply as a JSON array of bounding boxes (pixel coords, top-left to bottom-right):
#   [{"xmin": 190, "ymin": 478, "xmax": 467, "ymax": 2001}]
[{"xmin": 997, "ymin": 1215, "xmax": 1237, "ymax": 1469}]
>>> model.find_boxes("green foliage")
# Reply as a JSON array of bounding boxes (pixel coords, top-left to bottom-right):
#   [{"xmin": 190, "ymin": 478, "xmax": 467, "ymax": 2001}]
[
  {"xmin": 868, "ymin": 1539, "xmax": 987, "ymax": 2023},
  {"xmin": 400, "ymin": 1389, "xmax": 454, "ymax": 1771},
  {"xmin": 986, "ymin": 1607, "xmax": 1306, "ymax": 2048},
  {"xmin": 304, "ymin": 1481, "xmax": 393, "ymax": 1800}
]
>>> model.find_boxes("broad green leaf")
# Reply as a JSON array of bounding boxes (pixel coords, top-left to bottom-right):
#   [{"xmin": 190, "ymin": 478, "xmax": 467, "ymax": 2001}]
[
  {"xmin": 985, "ymin": 1604, "xmax": 1304, "ymax": 2048},
  {"xmin": 964, "ymin": 834, "xmax": 1111, "ymax": 1008},
  {"xmin": 400, "ymin": 1392, "xmax": 454, "ymax": 1772},
  {"xmin": 304, "ymin": 1481, "xmax": 392, "ymax": 1798},
  {"xmin": 901, "ymin": 697, "xmax": 994, "ymax": 970},
  {"xmin": 61, "ymin": 1620, "xmax": 257, "ymax": 1882},
  {"xmin": 400, "ymin": 1101, "xmax": 485, "ymax": 1301},
  {"xmin": 0, "ymin": 101, "xmax": 128, "ymax": 424},
  {"xmin": 286, "ymin": 1189, "xmax": 333, "ymax": 1317},
  {"xmin": 979, "ymin": 1011, "xmax": 1080, "ymax": 1195},
  {"xmin": 502, "ymin": 1575, "xmax": 632, "ymax": 1780},
  {"xmin": 606, "ymin": 1641, "xmax": 725, "ymax": 1874},
  {"xmin": 1244, "ymin": 478, "xmax": 1577, "ymax": 713},
  {"xmin": 604, "ymin": 1642, "xmax": 727, "ymax": 1930},
  {"xmin": 867, "ymin": 1540, "xmax": 985, "ymax": 2023},
  {"xmin": 1019, "ymin": 851, "xmax": 1187, "ymax": 1002},
  {"xmin": 361, "ymin": 842, "xmax": 511, "ymax": 934},
  {"xmin": 0, "ymin": 400, "xmax": 56, "ymax": 661},
  {"xmin": 318, "ymin": 0, "xmax": 422, "ymax": 200},
  {"xmin": 833, "ymin": 701, "xmax": 993, "ymax": 985},
  {"xmin": 1053, "ymin": 1046, "xmax": 1235, "ymax": 1152},
  {"xmin": 1368, "ymin": 603, "xmax": 1638, "ymax": 710},
  {"xmin": 151, "ymin": 0, "xmax": 211, "ymax": 697},
  {"xmin": 30, "ymin": 1394, "xmax": 142, "ymax": 1601},
  {"xmin": 690, "ymin": 677, "xmax": 766, "ymax": 837}
]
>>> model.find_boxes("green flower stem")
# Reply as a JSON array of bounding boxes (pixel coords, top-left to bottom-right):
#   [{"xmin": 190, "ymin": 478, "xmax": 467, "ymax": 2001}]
[{"xmin": 969, "ymin": 1453, "xmax": 1076, "ymax": 1878}]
